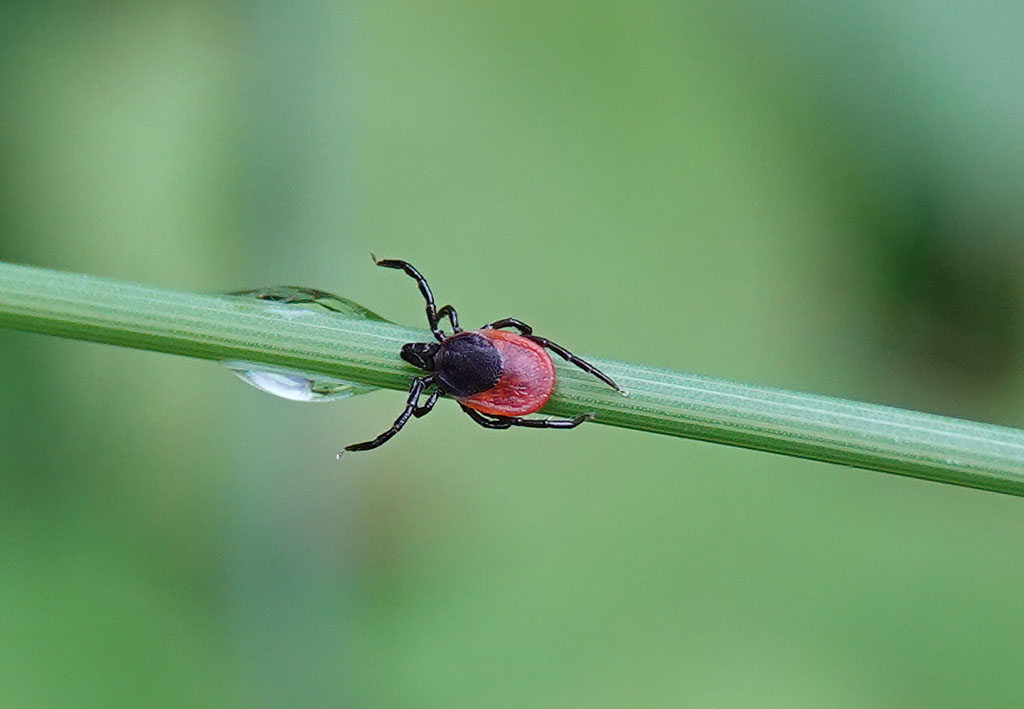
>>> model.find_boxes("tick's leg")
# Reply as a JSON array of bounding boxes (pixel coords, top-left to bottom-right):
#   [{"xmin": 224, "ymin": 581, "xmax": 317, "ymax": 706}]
[
  {"xmin": 482, "ymin": 318, "xmax": 532, "ymax": 335},
  {"xmin": 413, "ymin": 389, "xmax": 441, "ymax": 418},
  {"xmin": 435, "ymin": 304, "xmax": 461, "ymax": 334},
  {"xmin": 528, "ymin": 335, "xmax": 623, "ymax": 393},
  {"xmin": 341, "ymin": 378, "xmax": 429, "ymax": 454},
  {"xmin": 483, "ymin": 317, "xmax": 623, "ymax": 394},
  {"xmin": 461, "ymin": 405, "xmax": 592, "ymax": 430},
  {"xmin": 503, "ymin": 413, "xmax": 593, "ymax": 428},
  {"xmin": 460, "ymin": 404, "xmax": 513, "ymax": 429},
  {"xmin": 371, "ymin": 255, "xmax": 448, "ymax": 341}
]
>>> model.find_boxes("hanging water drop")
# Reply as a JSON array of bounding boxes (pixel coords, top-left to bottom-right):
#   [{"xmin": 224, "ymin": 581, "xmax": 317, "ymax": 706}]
[{"xmin": 223, "ymin": 361, "xmax": 375, "ymax": 402}]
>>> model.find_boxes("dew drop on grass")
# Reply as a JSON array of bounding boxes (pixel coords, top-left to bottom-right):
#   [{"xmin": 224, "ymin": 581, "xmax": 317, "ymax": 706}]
[
  {"xmin": 223, "ymin": 285, "xmax": 388, "ymax": 402},
  {"xmin": 223, "ymin": 362, "xmax": 374, "ymax": 402}
]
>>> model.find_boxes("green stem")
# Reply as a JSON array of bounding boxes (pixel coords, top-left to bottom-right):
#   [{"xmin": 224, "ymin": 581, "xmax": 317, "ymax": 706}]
[{"xmin": 1, "ymin": 261, "xmax": 1023, "ymax": 495}]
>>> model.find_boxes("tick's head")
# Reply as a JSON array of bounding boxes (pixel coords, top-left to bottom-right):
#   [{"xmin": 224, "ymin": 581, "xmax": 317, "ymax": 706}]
[{"xmin": 400, "ymin": 341, "xmax": 440, "ymax": 371}]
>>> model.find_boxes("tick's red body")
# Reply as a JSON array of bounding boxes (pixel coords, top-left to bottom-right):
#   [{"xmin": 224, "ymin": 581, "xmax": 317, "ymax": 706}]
[{"xmin": 455, "ymin": 328, "xmax": 556, "ymax": 416}]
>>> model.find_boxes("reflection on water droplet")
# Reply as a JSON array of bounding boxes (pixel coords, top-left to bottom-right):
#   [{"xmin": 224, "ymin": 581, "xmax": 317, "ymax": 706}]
[
  {"xmin": 223, "ymin": 285, "xmax": 387, "ymax": 403},
  {"xmin": 224, "ymin": 362, "xmax": 375, "ymax": 403}
]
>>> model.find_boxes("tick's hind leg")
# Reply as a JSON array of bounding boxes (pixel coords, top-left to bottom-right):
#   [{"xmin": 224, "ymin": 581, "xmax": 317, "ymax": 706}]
[
  {"xmin": 460, "ymin": 405, "xmax": 512, "ymax": 429},
  {"xmin": 341, "ymin": 377, "xmax": 432, "ymax": 455},
  {"xmin": 528, "ymin": 335, "xmax": 623, "ymax": 393},
  {"xmin": 483, "ymin": 318, "xmax": 622, "ymax": 394},
  {"xmin": 504, "ymin": 412, "xmax": 593, "ymax": 429},
  {"xmin": 460, "ymin": 405, "xmax": 592, "ymax": 430}
]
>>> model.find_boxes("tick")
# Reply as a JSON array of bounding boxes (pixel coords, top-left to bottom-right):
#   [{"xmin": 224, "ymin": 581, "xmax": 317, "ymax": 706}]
[{"xmin": 341, "ymin": 257, "xmax": 623, "ymax": 454}]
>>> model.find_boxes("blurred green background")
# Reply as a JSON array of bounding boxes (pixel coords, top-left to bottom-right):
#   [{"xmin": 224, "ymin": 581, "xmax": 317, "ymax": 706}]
[{"xmin": 2, "ymin": 1, "xmax": 1024, "ymax": 706}]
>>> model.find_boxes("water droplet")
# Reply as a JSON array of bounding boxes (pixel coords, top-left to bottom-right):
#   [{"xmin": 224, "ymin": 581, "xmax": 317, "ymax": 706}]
[
  {"xmin": 224, "ymin": 286, "xmax": 387, "ymax": 402},
  {"xmin": 224, "ymin": 361, "xmax": 375, "ymax": 402},
  {"xmin": 228, "ymin": 285, "xmax": 388, "ymax": 321}
]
